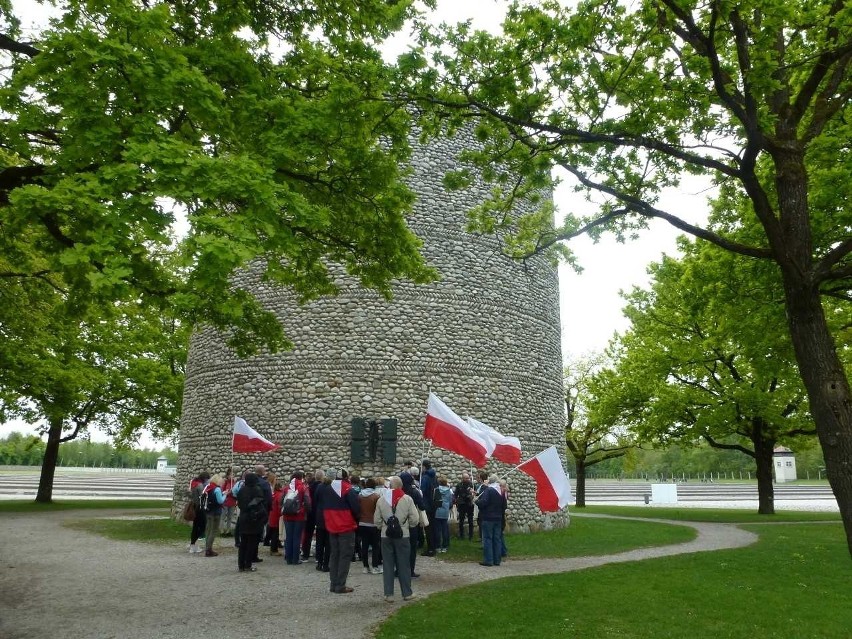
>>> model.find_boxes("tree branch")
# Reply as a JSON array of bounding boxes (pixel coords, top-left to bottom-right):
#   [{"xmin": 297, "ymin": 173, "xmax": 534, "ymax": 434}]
[
  {"xmin": 0, "ymin": 34, "xmax": 40, "ymax": 57},
  {"xmin": 814, "ymin": 238, "xmax": 852, "ymax": 282},
  {"xmin": 703, "ymin": 432, "xmax": 754, "ymax": 457}
]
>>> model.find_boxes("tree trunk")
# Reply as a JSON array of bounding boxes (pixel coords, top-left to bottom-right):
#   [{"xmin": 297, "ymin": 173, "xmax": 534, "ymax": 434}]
[
  {"xmin": 782, "ymin": 280, "xmax": 852, "ymax": 556},
  {"xmin": 752, "ymin": 432, "xmax": 776, "ymax": 515},
  {"xmin": 771, "ymin": 148, "xmax": 852, "ymax": 557},
  {"xmin": 36, "ymin": 416, "xmax": 63, "ymax": 503},
  {"xmin": 575, "ymin": 458, "xmax": 586, "ymax": 507}
]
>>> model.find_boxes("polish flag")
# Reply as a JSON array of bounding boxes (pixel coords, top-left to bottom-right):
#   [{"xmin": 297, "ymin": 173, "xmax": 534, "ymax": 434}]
[
  {"xmin": 466, "ymin": 417, "xmax": 522, "ymax": 465},
  {"xmin": 231, "ymin": 416, "xmax": 280, "ymax": 453},
  {"xmin": 423, "ymin": 393, "xmax": 489, "ymax": 467},
  {"xmin": 517, "ymin": 446, "xmax": 571, "ymax": 512}
]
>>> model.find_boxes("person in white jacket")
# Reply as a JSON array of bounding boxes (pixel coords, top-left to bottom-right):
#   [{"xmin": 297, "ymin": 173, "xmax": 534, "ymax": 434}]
[{"xmin": 373, "ymin": 475, "xmax": 420, "ymax": 603}]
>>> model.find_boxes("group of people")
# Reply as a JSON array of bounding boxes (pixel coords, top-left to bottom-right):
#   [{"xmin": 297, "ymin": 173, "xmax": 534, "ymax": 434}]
[{"xmin": 186, "ymin": 460, "xmax": 510, "ymax": 601}]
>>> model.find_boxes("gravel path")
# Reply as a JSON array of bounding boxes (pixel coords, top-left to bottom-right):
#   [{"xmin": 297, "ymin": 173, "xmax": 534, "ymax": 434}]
[{"xmin": 0, "ymin": 510, "xmax": 757, "ymax": 639}]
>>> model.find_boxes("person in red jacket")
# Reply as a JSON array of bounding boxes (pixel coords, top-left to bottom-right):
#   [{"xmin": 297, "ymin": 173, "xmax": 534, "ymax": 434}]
[
  {"xmin": 321, "ymin": 468, "xmax": 361, "ymax": 593},
  {"xmin": 268, "ymin": 478, "xmax": 284, "ymax": 556},
  {"xmin": 220, "ymin": 467, "xmax": 238, "ymax": 537},
  {"xmin": 282, "ymin": 470, "xmax": 311, "ymax": 565}
]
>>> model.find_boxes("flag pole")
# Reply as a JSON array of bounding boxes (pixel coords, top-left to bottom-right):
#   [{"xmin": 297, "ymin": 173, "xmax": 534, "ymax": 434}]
[{"xmin": 503, "ymin": 458, "xmax": 529, "ymax": 478}]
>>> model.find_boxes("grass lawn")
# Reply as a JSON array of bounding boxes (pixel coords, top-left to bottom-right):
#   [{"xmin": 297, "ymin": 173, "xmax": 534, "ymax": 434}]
[
  {"xmin": 583, "ymin": 505, "xmax": 841, "ymax": 523},
  {"xmin": 64, "ymin": 510, "xmax": 188, "ymax": 542},
  {"xmin": 444, "ymin": 516, "xmax": 695, "ymax": 561},
  {"xmin": 0, "ymin": 499, "xmax": 170, "ymax": 513},
  {"xmin": 377, "ymin": 520, "xmax": 850, "ymax": 639}
]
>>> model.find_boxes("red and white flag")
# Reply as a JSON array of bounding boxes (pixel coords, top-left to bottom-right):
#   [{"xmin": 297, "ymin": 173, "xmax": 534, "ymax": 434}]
[
  {"xmin": 231, "ymin": 416, "xmax": 280, "ymax": 453},
  {"xmin": 467, "ymin": 417, "xmax": 522, "ymax": 465},
  {"xmin": 517, "ymin": 446, "xmax": 571, "ymax": 512},
  {"xmin": 423, "ymin": 393, "xmax": 489, "ymax": 467}
]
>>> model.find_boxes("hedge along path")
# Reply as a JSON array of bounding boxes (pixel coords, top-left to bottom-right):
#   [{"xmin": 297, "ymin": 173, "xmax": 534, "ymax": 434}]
[{"xmin": 0, "ymin": 510, "xmax": 757, "ymax": 639}]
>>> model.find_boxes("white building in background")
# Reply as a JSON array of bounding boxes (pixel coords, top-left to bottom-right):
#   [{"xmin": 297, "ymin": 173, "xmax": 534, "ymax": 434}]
[
  {"xmin": 156, "ymin": 456, "xmax": 177, "ymax": 475},
  {"xmin": 773, "ymin": 446, "xmax": 797, "ymax": 483}
]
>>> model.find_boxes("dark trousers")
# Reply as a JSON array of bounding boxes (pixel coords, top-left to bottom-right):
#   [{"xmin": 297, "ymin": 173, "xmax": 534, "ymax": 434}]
[
  {"xmin": 360, "ymin": 526, "xmax": 382, "ymax": 568},
  {"xmin": 424, "ymin": 517, "xmax": 436, "ymax": 553},
  {"xmin": 190, "ymin": 511, "xmax": 207, "ymax": 544},
  {"xmin": 435, "ymin": 517, "xmax": 450, "ymax": 550},
  {"xmin": 238, "ymin": 532, "xmax": 259, "ymax": 570},
  {"xmin": 267, "ymin": 526, "xmax": 280, "ymax": 553},
  {"xmin": 284, "ymin": 520, "xmax": 305, "ymax": 564},
  {"xmin": 328, "ymin": 531, "xmax": 355, "ymax": 592},
  {"xmin": 301, "ymin": 515, "xmax": 316, "ymax": 558},
  {"xmin": 457, "ymin": 504, "xmax": 474, "ymax": 539},
  {"xmin": 315, "ymin": 526, "xmax": 330, "ymax": 569},
  {"xmin": 353, "ymin": 526, "xmax": 362, "ymax": 560},
  {"xmin": 408, "ymin": 526, "xmax": 421, "ymax": 574},
  {"xmin": 381, "ymin": 536, "xmax": 412, "ymax": 598}
]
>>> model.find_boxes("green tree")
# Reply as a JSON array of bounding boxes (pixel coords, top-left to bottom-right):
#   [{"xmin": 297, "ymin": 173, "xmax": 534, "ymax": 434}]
[
  {"xmin": 565, "ymin": 353, "xmax": 634, "ymax": 507},
  {"xmin": 0, "ymin": 267, "xmax": 188, "ymax": 501},
  {"xmin": 0, "ymin": 0, "xmax": 434, "ymax": 357},
  {"xmin": 596, "ymin": 240, "xmax": 817, "ymax": 513},
  {"xmin": 411, "ymin": 0, "xmax": 852, "ymax": 553},
  {"xmin": 1, "ymin": 0, "xmax": 439, "ymax": 501}
]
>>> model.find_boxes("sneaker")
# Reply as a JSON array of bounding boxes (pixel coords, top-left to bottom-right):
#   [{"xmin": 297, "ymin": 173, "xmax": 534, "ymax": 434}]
[
  {"xmin": 372, "ymin": 566, "xmax": 383, "ymax": 575},
  {"xmin": 384, "ymin": 596, "xmax": 394, "ymax": 603},
  {"xmin": 362, "ymin": 567, "xmax": 371, "ymax": 574},
  {"xmin": 270, "ymin": 551, "xmax": 282, "ymax": 556},
  {"xmin": 403, "ymin": 594, "xmax": 417, "ymax": 601}
]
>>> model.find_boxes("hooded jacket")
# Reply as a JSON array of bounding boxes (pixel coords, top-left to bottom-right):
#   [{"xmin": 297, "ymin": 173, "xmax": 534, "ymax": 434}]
[
  {"xmin": 322, "ymin": 479, "xmax": 361, "ymax": 534},
  {"xmin": 434, "ymin": 485, "xmax": 453, "ymax": 519}
]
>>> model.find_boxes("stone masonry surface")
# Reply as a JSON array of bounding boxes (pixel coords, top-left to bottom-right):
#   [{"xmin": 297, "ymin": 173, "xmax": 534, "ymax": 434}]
[{"xmin": 175, "ymin": 129, "xmax": 567, "ymax": 531}]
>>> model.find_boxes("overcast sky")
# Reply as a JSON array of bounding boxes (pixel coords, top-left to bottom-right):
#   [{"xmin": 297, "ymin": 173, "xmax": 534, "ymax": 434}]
[{"xmin": 2, "ymin": 0, "xmax": 711, "ymax": 444}]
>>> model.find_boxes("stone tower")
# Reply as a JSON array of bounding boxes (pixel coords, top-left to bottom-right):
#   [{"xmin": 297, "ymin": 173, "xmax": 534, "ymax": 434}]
[{"xmin": 175, "ymin": 130, "xmax": 567, "ymax": 531}]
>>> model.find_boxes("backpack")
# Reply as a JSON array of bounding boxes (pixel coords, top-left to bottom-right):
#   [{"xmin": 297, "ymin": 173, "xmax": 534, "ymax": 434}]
[
  {"xmin": 205, "ymin": 489, "xmax": 220, "ymax": 514},
  {"xmin": 199, "ymin": 489, "xmax": 210, "ymax": 513},
  {"xmin": 245, "ymin": 495, "xmax": 268, "ymax": 525},
  {"xmin": 281, "ymin": 488, "xmax": 301, "ymax": 515},
  {"xmin": 385, "ymin": 502, "xmax": 404, "ymax": 539}
]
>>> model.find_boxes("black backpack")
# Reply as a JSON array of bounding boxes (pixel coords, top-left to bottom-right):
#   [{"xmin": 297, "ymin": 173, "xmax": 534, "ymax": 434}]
[
  {"xmin": 281, "ymin": 488, "xmax": 301, "ymax": 515},
  {"xmin": 245, "ymin": 495, "xmax": 268, "ymax": 524},
  {"xmin": 385, "ymin": 503, "xmax": 404, "ymax": 539}
]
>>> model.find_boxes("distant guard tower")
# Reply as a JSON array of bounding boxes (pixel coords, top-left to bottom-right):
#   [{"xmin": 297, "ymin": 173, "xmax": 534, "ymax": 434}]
[{"xmin": 773, "ymin": 446, "xmax": 797, "ymax": 483}]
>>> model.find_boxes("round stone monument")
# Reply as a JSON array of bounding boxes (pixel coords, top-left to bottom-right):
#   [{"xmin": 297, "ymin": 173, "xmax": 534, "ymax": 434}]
[{"xmin": 175, "ymin": 130, "xmax": 568, "ymax": 531}]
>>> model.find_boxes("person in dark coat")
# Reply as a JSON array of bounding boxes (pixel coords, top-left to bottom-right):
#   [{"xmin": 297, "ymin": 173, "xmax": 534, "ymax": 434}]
[
  {"xmin": 313, "ymin": 471, "xmax": 334, "ymax": 572},
  {"xmin": 400, "ymin": 471, "xmax": 425, "ymax": 578},
  {"xmin": 324, "ymin": 468, "xmax": 361, "ymax": 594},
  {"xmin": 474, "ymin": 474, "xmax": 504, "ymax": 567},
  {"xmin": 236, "ymin": 472, "xmax": 267, "ymax": 572},
  {"xmin": 419, "ymin": 460, "xmax": 438, "ymax": 556},
  {"xmin": 301, "ymin": 469, "xmax": 325, "ymax": 560}
]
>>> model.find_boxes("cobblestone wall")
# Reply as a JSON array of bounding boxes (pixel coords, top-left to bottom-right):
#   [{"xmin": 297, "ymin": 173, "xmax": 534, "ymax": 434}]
[{"xmin": 175, "ymin": 130, "xmax": 568, "ymax": 532}]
